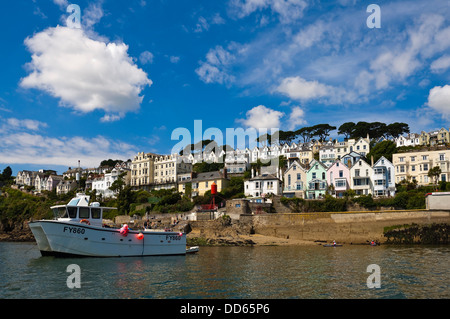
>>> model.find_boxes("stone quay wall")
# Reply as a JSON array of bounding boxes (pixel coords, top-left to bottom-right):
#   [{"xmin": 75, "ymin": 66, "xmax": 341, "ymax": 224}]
[{"xmin": 238, "ymin": 210, "xmax": 450, "ymax": 244}]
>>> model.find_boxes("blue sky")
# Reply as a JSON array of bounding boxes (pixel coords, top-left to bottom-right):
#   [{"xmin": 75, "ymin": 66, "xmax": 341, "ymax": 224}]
[{"xmin": 1, "ymin": 0, "xmax": 449, "ymax": 175}]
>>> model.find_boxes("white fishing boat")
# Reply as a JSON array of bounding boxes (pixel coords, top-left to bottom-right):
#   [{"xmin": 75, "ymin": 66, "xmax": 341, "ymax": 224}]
[{"xmin": 29, "ymin": 193, "xmax": 194, "ymax": 257}]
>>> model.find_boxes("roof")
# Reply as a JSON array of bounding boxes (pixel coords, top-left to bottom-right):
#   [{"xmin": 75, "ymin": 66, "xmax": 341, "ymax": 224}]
[
  {"xmin": 188, "ymin": 171, "xmax": 228, "ymax": 183},
  {"xmin": 249, "ymin": 173, "xmax": 280, "ymax": 181}
]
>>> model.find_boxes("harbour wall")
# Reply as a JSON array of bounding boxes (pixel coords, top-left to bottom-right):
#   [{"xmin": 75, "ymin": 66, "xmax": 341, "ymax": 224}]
[{"xmin": 235, "ymin": 210, "xmax": 450, "ymax": 244}]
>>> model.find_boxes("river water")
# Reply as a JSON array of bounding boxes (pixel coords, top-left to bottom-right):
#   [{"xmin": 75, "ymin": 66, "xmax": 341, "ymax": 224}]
[{"xmin": 0, "ymin": 242, "xmax": 448, "ymax": 299}]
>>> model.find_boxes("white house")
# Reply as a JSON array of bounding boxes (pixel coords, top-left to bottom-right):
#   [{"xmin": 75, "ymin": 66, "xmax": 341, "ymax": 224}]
[
  {"xmin": 395, "ymin": 133, "xmax": 420, "ymax": 148},
  {"xmin": 244, "ymin": 171, "xmax": 282, "ymax": 198},
  {"xmin": 319, "ymin": 145, "xmax": 336, "ymax": 167},
  {"xmin": 372, "ymin": 156, "xmax": 396, "ymax": 197},
  {"xmin": 91, "ymin": 168, "xmax": 127, "ymax": 198},
  {"xmin": 350, "ymin": 158, "xmax": 373, "ymax": 195}
]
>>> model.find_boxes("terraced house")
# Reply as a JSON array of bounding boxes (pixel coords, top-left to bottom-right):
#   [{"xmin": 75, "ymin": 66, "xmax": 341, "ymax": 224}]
[
  {"xmin": 283, "ymin": 160, "xmax": 308, "ymax": 198},
  {"xmin": 393, "ymin": 148, "xmax": 450, "ymax": 185}
]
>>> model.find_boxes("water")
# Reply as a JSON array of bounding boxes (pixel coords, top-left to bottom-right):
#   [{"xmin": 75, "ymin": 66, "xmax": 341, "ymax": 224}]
[{"xmin": 0, "ymin": 242, "xmax": 449, "ymax": 299}]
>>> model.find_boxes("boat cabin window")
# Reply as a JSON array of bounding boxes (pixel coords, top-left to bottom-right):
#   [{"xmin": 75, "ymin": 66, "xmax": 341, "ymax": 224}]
[
  {"xmin": 67, "ymin": 206, "xmax": 77, "ymax": 218},
  {"xmin": 91, "ymin": 207, "xmax": 101, "ymax": 219},
  {"xmin": 68, "ymin": 198, "xmax": 80, "ymax": 206},
  {"xmin": 79, "ymin": 207, "xmax": 90, "ymax": 219},
  {"xmin": 53, "ymin": 207, "xmax": 68, "ymax": 218}
]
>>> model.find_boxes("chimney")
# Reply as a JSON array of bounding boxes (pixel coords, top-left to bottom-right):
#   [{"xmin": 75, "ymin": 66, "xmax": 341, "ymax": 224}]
[
  {"xmin": 371, "ymin": 155, "xmax": 374, "ymax": 167},
  {"xmin": 223, "ymin": 167, "xmax": 228, "ymax": 179},
  {"xmin": 251, "ymin": 168, "xmax": 254, "ymax": 178}
]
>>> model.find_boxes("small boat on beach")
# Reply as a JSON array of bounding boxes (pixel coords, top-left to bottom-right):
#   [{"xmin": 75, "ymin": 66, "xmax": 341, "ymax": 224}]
[{"xmin": 29, "ymin": 193, "xmax": 196, "ymax": 257}]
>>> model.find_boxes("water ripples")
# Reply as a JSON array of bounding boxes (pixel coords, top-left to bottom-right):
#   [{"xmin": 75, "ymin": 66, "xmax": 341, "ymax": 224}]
[{"xmin": 0, "ymin": 242, "xmax": 448, "ymax": 299}]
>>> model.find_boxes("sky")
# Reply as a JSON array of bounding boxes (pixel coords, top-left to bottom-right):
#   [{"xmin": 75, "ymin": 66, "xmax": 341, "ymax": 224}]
[{"xmin": 0, "ymin": 0, "xmax": 449, "ymax": 175}]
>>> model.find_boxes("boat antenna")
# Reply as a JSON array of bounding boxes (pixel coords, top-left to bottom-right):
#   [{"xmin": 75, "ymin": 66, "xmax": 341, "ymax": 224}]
[{"xmin": 76, "ymin": 160, "xmax": 81, "ymax": 192}]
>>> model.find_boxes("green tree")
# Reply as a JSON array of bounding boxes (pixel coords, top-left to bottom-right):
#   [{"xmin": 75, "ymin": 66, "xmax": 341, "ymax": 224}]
[
  {"xmin": 338, "ymin": 122, "xmax": 356, "ymax": 139},
  {"xmin": 109, "ymin": 172, "xmax": 127, "ymax": 194},
  {"xmin": 310, "ymin": 124, "xmax": 337, "ymax": 142},
  {"xmin": 385, "ymin": 122, "xmax": 410, "ymax": 139},
  {"xmin": 0, "ymin": 166, "xmax": 13, "ymax": 184},
  {"xmin": 366, "ymin": 140, "xmax": 397, "ymax": 163},
  {"xmin": 428, "ymin": 166, "xmax": 442, "ymax": 185},
  {"xmin": 116, "ymin": 186, "xmax": 135, "ymax": 215}
]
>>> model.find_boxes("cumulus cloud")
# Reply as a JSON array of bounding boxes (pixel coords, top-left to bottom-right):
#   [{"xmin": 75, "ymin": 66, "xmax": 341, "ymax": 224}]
[
  {"xmin": 286, "ymin": 106, "xmax": 306, "ymax": 130},
  {"xmin": 276, "ymin": 76, "xmax": 328, "ymax": 100},
  {"xmin": 276, "ymin": 76, "xmax": 357, "ymax": 104},
  {"xmin": 237, "ymin": 105, "xmax": 284, "ymax": 129},
  {"xmin": 20, "ymin": 26, "xmax": 152, "ymax": 120},
  {"xmin": 427, "ymin": 85, "xmax": 450, "ymax": 118}
]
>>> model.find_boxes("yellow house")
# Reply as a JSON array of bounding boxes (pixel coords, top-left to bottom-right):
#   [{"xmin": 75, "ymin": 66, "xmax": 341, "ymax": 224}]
[{"xmin": 178, "ymin": 170, "xmax": 229, "ymax": 198}]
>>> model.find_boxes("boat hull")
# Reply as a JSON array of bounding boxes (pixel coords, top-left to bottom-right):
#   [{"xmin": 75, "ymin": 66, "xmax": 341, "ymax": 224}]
[{"xmin": 29, "ymin": 220, "xmax": 187, "ymax": 257}]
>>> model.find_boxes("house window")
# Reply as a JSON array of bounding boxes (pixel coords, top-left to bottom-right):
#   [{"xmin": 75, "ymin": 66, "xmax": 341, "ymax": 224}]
[
  {"xmin": 297, "ymin": 173, "xmax": 301, "ymax": 180},
  {"xmin": 312, "ymin": 173, "xmax": 316, "ymax": 179},
  {"xmin": 335, "ymin": 180, "xmax": 346, "ymax": 187},
  {"xmin": 423, "ymin": 164, "xmax": 429, "ymax": 171},
  {"xmin": 440, "ymin": 154, "xmax": 445, "ymax": 161}
]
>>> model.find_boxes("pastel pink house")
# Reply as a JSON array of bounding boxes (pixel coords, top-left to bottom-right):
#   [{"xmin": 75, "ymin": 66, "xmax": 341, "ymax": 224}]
[{"xmin": 327, "ymin": 160, "xmax": 350, "ymax": 198}]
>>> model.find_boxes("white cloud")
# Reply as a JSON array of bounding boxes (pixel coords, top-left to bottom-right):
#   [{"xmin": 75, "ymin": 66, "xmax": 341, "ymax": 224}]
[
  {"xmin": 430, "ymin": 55, "xmax": 450, "ymax": 73},
  {"xmin": 82, "ymin": 2, "xmax": 104, "ymax": 29},
  {"xmin": 169, "ymin": 56, "xmax": 180, "ymax": 63},
  {"xmin": 53, "ymin": 0, "xmax": 69, "ymax": 9},
  {"xmin": 229, "ymin": 0, "xmax": 308, "ymax": 24},
  {"xmin": 0, "ymin": 116, "xmax": 137, "ymax": 167},
  {"xmin": 237, "ymin": 105, "xmax": 284, "ymax": 129},
  {"xmin": 286, "ymin": 106, "xmax": 306, "ymax": 130},
  {"xmin": 20, "ymin": 26, "xmax": 152, "ymax": 120},
  {"xmin": 196, "ymin": 45, "xmax": 238, "ymax": 84},
  {"xmin": 0, "ymin": 117, "xmax": 137, "ymax": 167},
  {"xmin": 276, "ymin": 76, "xmax": 357, "ymax": 104},
  {"xmin": 276, "ymin": 76, "xmax": 328, "ymax": 100},
  {"xmin": 139, "ymin": 51, "xmax": 154, "ymax": 64},
  {"xmin": 427, "ymin": 85, "xmax": 450, "ymax": 118},
  {"xmin": 194, "ymin": 16, "xmax": 209, "ymax": 33},
  {"xmin": 357, "ymin": 13, "xmax": 450, "ymax": 92},
  {"xmin": 100, "ymin": 114, "xmax": 122, "ymax": 122},
  {"xmin": 6, "ymin": 118, "xmax": 48, "ymax": 131}
]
